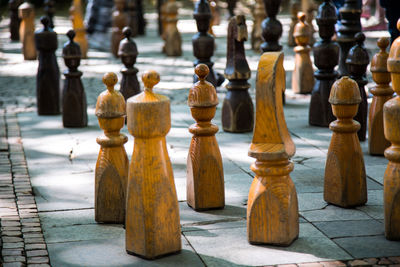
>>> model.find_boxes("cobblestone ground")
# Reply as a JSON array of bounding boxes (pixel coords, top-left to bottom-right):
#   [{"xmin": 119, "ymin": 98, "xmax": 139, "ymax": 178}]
[{"xmin": 0, "ymin": 4, "xmax": 398, "ymax": 267}]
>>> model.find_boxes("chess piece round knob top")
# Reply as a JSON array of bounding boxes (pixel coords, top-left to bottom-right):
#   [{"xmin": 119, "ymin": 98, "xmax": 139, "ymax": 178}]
[
  {"xmin": 103, "ymin": 72, "xmax": 118, "ymax": 91},
  {"xmin": 40, "ymin": 16, "xmax": 50, "ymax": 29},
  {"xmin": 142, "ymin": 70, "xmax": 160, "ymax": 92},
  {"xmin": 378, "ymin": 37, "xmax": 389, "ymax": 51},
  {"xmin": 67, "ymin": 29, "xmax": 75, "ymax": 41},
  {"xmin": 123, "ymin": 27, "xmax": 132, "ymax": 39},
  {"xmin": 63, "ymin": 29, "xmax": 81, "ymax": 58},
  {"xmin": 195, "ymin": 64, "xmax": 209, "ymax": 81},
  {"xmin": 189, "ymin": 64, "xmax": 218, "ymax": 107},
  {"xmin": 346, "ymin": 32, "xmax": 369, "ymax": 66},
  {"xmin": 96, "ymin": 72, "xmax": 125, "ymax": 118},
  {"xmin": 329, "ymin": 76, "xmax": 361, "ymax": 105},
  {"xmin": 297, "ymin": 11, "xmax": 306, "ymax": 22},
  {"xmin": 355, "ymin": 32, "xmax": 365, "ymax": 45}
]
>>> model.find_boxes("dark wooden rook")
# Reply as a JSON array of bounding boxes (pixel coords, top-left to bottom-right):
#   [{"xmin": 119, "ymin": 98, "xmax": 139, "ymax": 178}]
[
  {"xmin": 44, "ymin": 0, "xmax": 55, "ymax": 28},
  {"xmin": 337, "ymin": 0, "xmax": 361, "ymax": 77},
  {"xmin": 193, "ymin": 0, "xmax": 224, "ymax": 87},
  {"xmin": 309, "ymin": 0, "xmax": 339, "ymax": 127},
  {"xmin": 223, "ymin": 15, "xmax": 253, "ymax": 133},
  {"xmin": 9, "ymin": 0, "xmax": 23, "ymax": 41},
  {"xmin": 62, "ymin": 30, "xmax": 87, "ymax": 128},
  {"xmin": 260, "ymin": 0, "xmax": 283, "ymax": 52},
  {"xmin": 346, "ymin": 32, "xmax": 369, "ymax": 142},
  {"xmin": 35, "ymin": 16, "xmax": 60, "ymax": 115},
  {"xmin": 118, "ymin": 27, "xmax": 140, "ymax": 101}
]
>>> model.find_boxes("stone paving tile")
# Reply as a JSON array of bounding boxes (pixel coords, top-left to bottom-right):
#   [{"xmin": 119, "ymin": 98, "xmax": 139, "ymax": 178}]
[
  {"xmin": 301, "ymin": 205, "xmax": 372, "ymax": 222},
  {"xmin": 313, "ymin": 220, "xmax": 384, "ymax": 238},
  {"xmin": 334, "ymin": 236, "xmax": 400, "ymax": 258}
]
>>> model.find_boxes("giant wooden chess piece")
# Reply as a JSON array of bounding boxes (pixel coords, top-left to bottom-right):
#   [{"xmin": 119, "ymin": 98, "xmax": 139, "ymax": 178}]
[
  {"xmin": 369, "ymin": 37, "xmax": 393, "ymax": 155},
  {"xmin": 111, "ymin": 0, "xmax": 127, "ymax": 57},
  {"xmin": 118, "ymin": 27, "xmax": 140, "ymax": 101},
  {"xmin": 303, "ymin": 1, "xmax": 317, "ymax": 45},
  {"xmin": 223, "ymin": 15, "xmax": 253, "ymax": 133},
  {"xmin": 126, "ymin": 0, "xmax": 139, "ymax": 37},
  {"xmin": 161, "ymin": 0, "xmax": 182, "ymax": 57},
  {"xmin": 126, "ymin": 70, "xmax": 181, "ymax": 259},
  {"xmin": 247, "ymin": 52, "xmax": 298, "ymax": 246},
  {"xmin": 35, "ymin": 16, "xmax": 60, "ymax": 115},
  {"xmin": 69, "ymin": 0, "xmax": 88, "ymax": 59},
  {"xmin": 288, "ymin": 0, "xmax": 300, "ymax": 47},
  {"xmin": 227, "ymin": 0, "xmax": 237, "ymax": 17},
  {"xmin": 95, "ymin": 72, "xmax": 128, "ymax": 223},
  {"xmin": 309, "ymin": 0, "xmax": 338, "ymax": 127},
  {"xmin": 9, "ymin": 0, "xmax": 23, "ymax": 41},
  {"xmin": 337, "ymin": 0, "xmax": 361, "ymax": 77},
  {"xmin": 62, "ymin": 30, "xmax": 87, "ymax": 128},
  {"xmin": 384, "ymin": 20, "xmax": 400, "ymax": 240},
  {"xmin": 260, "ymin": 0, "xmax": 283, "ymax": 52},
  {"xmin": 193, "ymin": 0, "xmax": 224, "ymax": 87},
  {"xmin": 137, "ymin": 0, "xmax": 145, "ymax": 35},
  {"xmin": 324, "ymin": 77, "xmax": 367, "ymax": 207},
  {"xmin": 292, "ymin": 12, "xmax": 314, "ymax": 94},
  {"xmin": 187, "ymin": 64, "xmax": 224, "ymax": 210},
  {"xmin": 18, "ymin": 2, "xmax": 36, "ymax": 60},
  {"xmin": 44, "ymin": 0, "xmax": 55, "ymax": 28},
  {"xmin": 346, "ymin": 32, "xmax": 369, "ymax": 142},
  {"xmin": 251, "ymin": 0, "xmax": 266, "ymax": 51}
]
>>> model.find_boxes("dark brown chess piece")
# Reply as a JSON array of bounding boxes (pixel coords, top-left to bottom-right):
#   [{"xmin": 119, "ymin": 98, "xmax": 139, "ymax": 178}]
[
  {"xmin": 288, "ymin": 0, "xmax": 300, "ymax": 47},
  {"xmin": 136, "ymin": 0, "xmax": 145, "ymax": 35},
  {"xmin": 227, "ymin": 0, "xmax": 237, "ymax": 17},
  {"xmin": 161, "ymin": 0, "xmax": 182, "ymax": 56},
  {"xmin": 34, "ymin": 16, "xmax": 60, "ymax": 115},
  {"xmin": 260, "ymin": 0, "xmax": 283, "ymax": 52},
  {"xmin": 111, "ymin": 0, "xmax": 127, "ymax": 57},
  {"xmin": 158, "ymin": 0, "xmax": 165, "ymax": 35},
  {"xmin": 223, "ymin": 15, "xmax": 253, "ymax": 133},
  {"xmin": 118, "ymin": 27, "xmax": 140, "ymax": 101},
  {"xmin": 369, "ymin": 37, "xmax": 393, "ymax": 155},
  {"xmin": 309, "ymin": 0, "xmax": 339, "ymax": 127},
  {"xmin": 346, "ymin": 32, "xmax": 369, "ymax": 141},
  {"xmin": 193, "ymin": 0, "xmax": 224, "ymax": 87},
  {"xmin": 251, "ymin": 0, "xmax": 266, "ymax": 52},
  {"xmin": 337, "ymin": 0, "xmax": 361, "ymax": 77},
  {"xmin": 187, "ymin": 64, "xmax": 224, "ymax": 210},
  {"xmin": 62, "ymin": 30, "xmax": 87, "ymax": 128},
  {"xmin": 126, "ymin": 0, "xmax": 139, "ymax": 38},
  {"xmin": 9, "ymin": 0, "xmax": 23, "ymax": 41},
  {"xmin": 44, "ymin": 0, "xmax": 55, "ymax": 29},
  {"xmin": 292, "ymin": 12, "xmax": 314, "ymax": 94},
  {"xmin": 19, "ymin": 2, "xmax": 36, "ymax": 60},
  {"xmin": 324, "ymin": 77, "xmax": 367, "ymax": 207}
]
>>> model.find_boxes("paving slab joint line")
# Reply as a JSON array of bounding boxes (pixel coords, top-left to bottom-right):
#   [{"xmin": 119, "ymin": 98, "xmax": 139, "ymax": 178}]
[{"xmin": 181, "ymin": 233, "xmax": 207, "ymax": 267}]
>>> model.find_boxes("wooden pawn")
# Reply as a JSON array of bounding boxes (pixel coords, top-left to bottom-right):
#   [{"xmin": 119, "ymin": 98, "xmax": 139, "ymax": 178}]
[
  {"xmin": 187, "ymin": 64, "xmax": 224, "ymax": 210},
  {"xmin": 111, "ymin": 0, "xmax": 127, "ymax": 57},
  {"xmin": 324, "ymin": 77, "xmax": 367, "ymax": 207},
  {"xmin": 9, "ymin": 0, "xmax": 23, "ymax": 41},
  {"xmin": 18, "ymin": 2, "xmax": 36, "ymax": 60},
  {"xmin": 161, "ymin": 0, "xmax": 182, "ymax": 57},
  {"xmin": 126, "ymin": 70, "xmax": 181, "ymax": 259},
  {"xmin": 288, "ymin": 0, "xmax": 300, "ymax": 47},
  {"xmin": 69, "ymin": 0, "xmax": 88, "ymax": 59},
  {"xmin": 260, "ymin": 0, "xmax": 283, "ymax": 52},
  {"xmin": 369, "ymin": 37, "xmax": 393, "ymax": 155},
  {"xmin": 247, "ymin": 52, "xmax": 299, "ymax": 246},
  {"xmin": 292, "ymin": 12, "xmax": 314, "ymax": 94},
  {"xmin": 95, "ymin": 73, "xmax": 128, "ymax": 223},
  {"xmin": 251, "ymin": 0, "xmax": 266, "ymax": 52},
  {"xmin": 383, "ymin": 19, "xmax": 400, "ymax": 240}
]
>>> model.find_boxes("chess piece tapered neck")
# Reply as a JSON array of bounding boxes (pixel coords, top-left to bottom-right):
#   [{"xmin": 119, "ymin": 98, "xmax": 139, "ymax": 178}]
[{"xmin": 63, "ymin": 30, "xmax": 81, "ymax": 71}]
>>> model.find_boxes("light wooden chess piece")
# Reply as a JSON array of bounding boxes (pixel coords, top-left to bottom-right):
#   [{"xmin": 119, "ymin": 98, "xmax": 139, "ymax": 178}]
[
  {"xmin": 383, "ymin": 19, "xmax": 400, "ymax": 240},
  {"xmin": 247, "ymin": 52, "xmax": 299, "ymax": 246},
  {"xmin": 288, "ymin": 0, "xmax": 300, "ymax": 47},
  {"xmin": 369, "ymin": 37, "xmax": 393, "ymax": 156},
  {"xmin": 95, "ymin": 72, "xmax": 128, "ymax": 223},
  {"xmin": 69, "ymin": 0, "xmax": 88, "ymax": 59},
  {"xmin": 292, "ymin": 12, "xmax": 314, "ymax": 94},
  {"xmin": 18, "ymin": 2, "xmax": 36, "ymax": 60},
  {"xmin": 187, "ymin": 64, "xmax": 224, "ymax": 210},
  {"xmin": 161, "ymin": 0, "xmax": 182, "ymax": 56},
  {"xmin": 324, "ymin": 77, "xmax": 367, "ymax": 207},
  {"xmin": 251, "ymin": 0, "xmax": 266, "ymax": 52},
  {"xmin": 111, "ymin": 0, "xmax": 127, "ymax": 57},
  {"xmin": 126, "ymin": 70, "xmax": 181, "ymax": 259}
]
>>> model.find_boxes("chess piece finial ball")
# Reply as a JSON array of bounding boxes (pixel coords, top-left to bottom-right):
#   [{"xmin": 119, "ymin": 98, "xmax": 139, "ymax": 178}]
[
  {"xmin": 195, "ymin": 63, "xmax": 209, "ymax": 81},
  {"xmin": 123, "ymin": 26, "xmax": 132, "ymax": 39},
  {"xmin": 378, "ymin": 36, "xmax": 390, "ymax": 51},
  {"xmin": 329, "ymin": 76, "xmax": 361, "ymax": 105},
  {"xmin": 142, "ymin": 70, "xmax": 160, "ymax": 90},
  {"xmin": 298, "ymin": 11, "xmax": 306, "ymax": 22},
  {"xmin": 67, "ymin": 29, "xmax": 76, "ymax": 41},
  {"xmin": 96, "ymin": 72, "xmax": 125, "ymax": 119},
  {"xmin": 103, "ymin": 72, "xmax": 118, "ymax": 91},
  {"xmin": 40, "ymin": 16, "xmax": 50, "ymax": 29}
]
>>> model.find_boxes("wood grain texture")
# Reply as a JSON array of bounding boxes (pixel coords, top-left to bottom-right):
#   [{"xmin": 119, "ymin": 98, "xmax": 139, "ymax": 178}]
[
  {"xmin": 9, "ymin": 0, "xmax": 23, "ymax": 41},
  {"xmin": 126, "ymin": 70, "xmax": 181, "ymax": 259},
  {"xmin": 95, "ymin": 73, "xmax": 128, "ymax": 223},
  {"xmin": 251, "ymin": 0, "xmax": 266, "ymax": 51},
  {"xmin": 111, "ymin": 0, "xmax": 127, "ymax": 57},
  {"xmin": 161, "ymin": 0, "xmax": 182, "ymax": 56},
  {"xmin": 18, "ymin": 2, "xmax": 36, "ymax": 60},
  {"xmin": 384, "ymin": 21, "xmax": 400, "ymax": 240},
  {"xmin": 69, "ymin": 0, "xmax": 88, "ymax": 59},
  {"xmin": 292, "ymin": 12, "xmax": 314, "ymax": 94},
  {"xmin": 369, "ymin": 37, "xmax": 393, "ymax": 155},
  {"xmin": 187, "ymin": 64, "xmax": 224, "ymax": 210},
  {"xmin": 247, "ymin": 52, "xmax": 298, "ymax": 246},
  {"xmin": 223, "ymin": 15, "xmax": 253, "ymax": 133},
  {"xmin": 324, "ymin": 77, "xmax": 367, "ymax": 207},
  {"xmin": 260, "ymin": 0, "xmax": 283, "ymax": 52},
  {"xmin": 288, "ymin": 0, "xmax": 300, "ymax": 47}
]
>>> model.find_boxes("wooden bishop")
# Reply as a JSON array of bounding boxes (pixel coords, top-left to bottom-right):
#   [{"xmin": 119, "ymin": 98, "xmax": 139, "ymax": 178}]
[
  {"xmin": 346, "ymin": 32, "xmax": 369, "ymax": 142},
  {"xmin": 247, "ymin": 52, "xmax": 299, "ymax": 246},
  {"xmin": 95, "ymin": 72, "xmax": 128, "ymax": 223},
  {"xmin": 223, "ymin": 15, "xmax": 253, "ymax": 133},
  {"xmin": 111, "ymin": 0, "xmax": 127, "ymax": 57},
  {"xmin": 69, "ymin": 0, "xmax": 88, "ymax": 59},
  {"xmin": 292, "ymin": 12, "xmax": 314, "ymax": 94},
  {"xmin": 260, "ymin": 0, "xmax": 283, "ymax": 52},
  {"xmin": 288, "ymin": 0, "xmax": 300, "ymax": 47},
  {"xmin": 384, "ymin": 19, "xmax": 400, "ymax": 240},
  {"xmin": 324, "ymin": 77, "xmax": 367, "ymax": 207},
  {"xmin": 118, "ymin": 27, "xmax": 140, "ymax": 101},
  {"xmin": 9, "ymin": 0, "xmax": 23, "ymax": 41},
  {"xmin": 18, "ymin": 2, "xmax": 36, "ymax": 60},
  {"xmin": 62, "ymin": 30, "xmax": 87, "ymax": 128},
  {"xmin": 369, "ymin": 37, "xmax": 393, "ymax": 155},
  {"xmin": 309, "ymin": 0, "xmax": 339, "ymax": 127},
  {"xmin": 161, "ymin": 0, "xmax": 182, "ymax": 57},
  {"xmin": 187, "ymin": 64, "xmax": 224, "ymax": 211},
  {"xmin": 44, "ymin": 0, "xmax": 55, "ymax": 28},
  {"xmin": 251, "ymin": 0, "xmax": 266, "ymax": 52},
  {"xmin": 126, "ymin": 70, "xmax": 181, "ymax": 259},
  {"xmin": 35, "ymin": 16, "xmax": 60, "ymax": 115}
]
